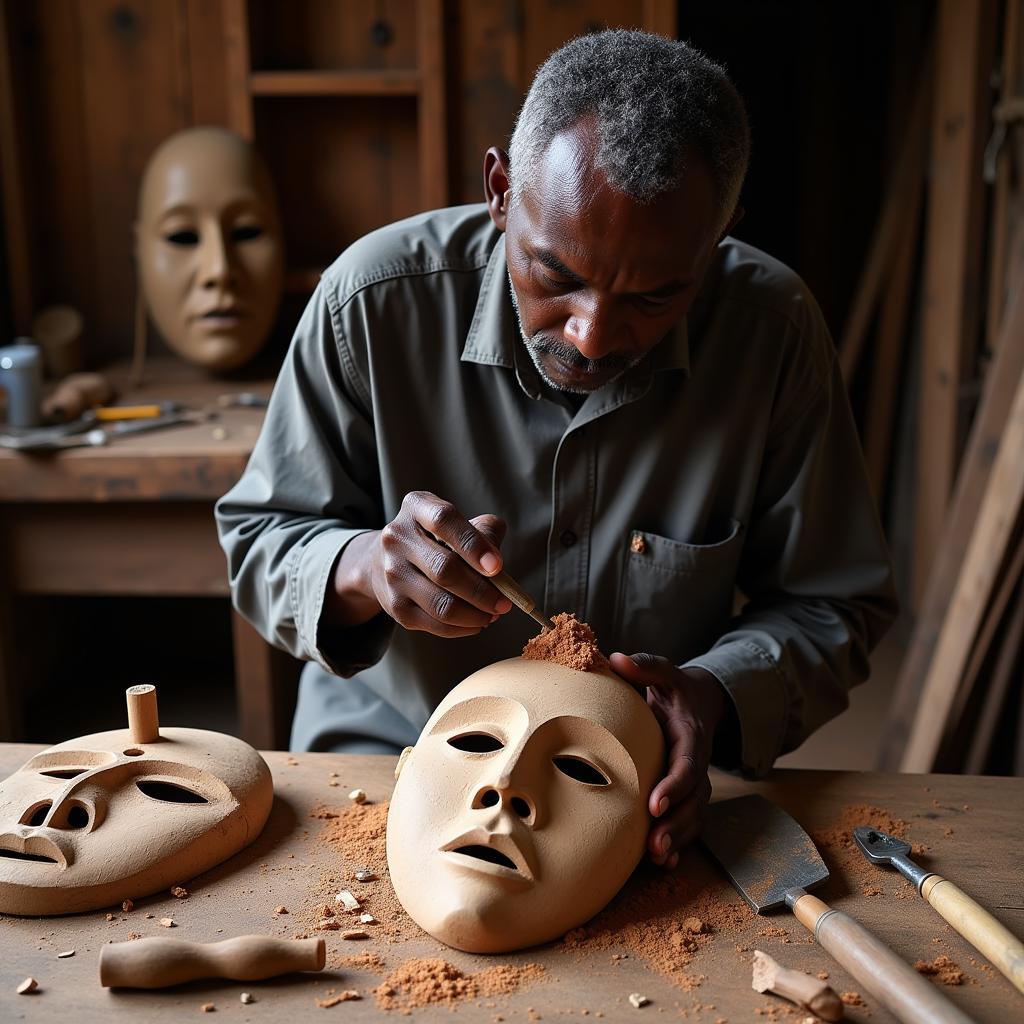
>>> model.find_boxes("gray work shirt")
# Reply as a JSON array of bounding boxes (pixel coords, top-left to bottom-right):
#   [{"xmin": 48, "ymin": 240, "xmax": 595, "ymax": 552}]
[{"xmin": 216, "ymin": 204, "xmax": 897, "ymax": 775}]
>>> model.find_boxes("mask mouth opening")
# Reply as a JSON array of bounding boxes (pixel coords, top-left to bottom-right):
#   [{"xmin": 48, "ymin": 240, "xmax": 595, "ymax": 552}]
[
  {"xmin": 0, "ymin": 834, "xmax": 66, "ymax": 868},
  {"xmin": 451, "ymin": 844, "xmax": 518, "ymax": 871},
  {"xmin": 0, "ymin": 848, "xmax": 59, "ymax": 865}
]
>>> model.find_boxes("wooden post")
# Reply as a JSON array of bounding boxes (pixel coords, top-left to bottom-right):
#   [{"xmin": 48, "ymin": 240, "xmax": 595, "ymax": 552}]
[
  {"xmin": 912, "ymin": 0, "xmax": 999, "ymax": 607},
  {"xmin": 416, "ymin": 0, "xmax": 448, "ymax": 210},
  {"xmin": 222, "ymin": 0, "xmax": 254, "ymax": 140}
]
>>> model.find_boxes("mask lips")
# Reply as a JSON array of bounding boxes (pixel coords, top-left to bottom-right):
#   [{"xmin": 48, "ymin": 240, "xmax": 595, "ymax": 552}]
[
  {"xmin": 0, "ymin": 832, "xmax": 67, "ymax": 868},
  {"xmin": 441, "ymin": 827, "xmax": 534, "ymax": 882}
]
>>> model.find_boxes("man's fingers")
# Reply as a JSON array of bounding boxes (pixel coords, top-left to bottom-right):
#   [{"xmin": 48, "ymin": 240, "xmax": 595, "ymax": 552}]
[
  {"xmin": 469, "ymin": 513, "xmax": 508, "ymax": 549},
  {"xmin": 648, "ymin": 748, "xmax": 701, "ymax": 816},
  {"xmin": 609, "ymin": 651, "xmax": 675, "ymax": 695},
  {"xmin": 405, "ymin": 491, "xmax": 504, "ymax": 576},
  {"xmin": 647, "ymin": 793, "xmax": 702, "ymax": 864}
]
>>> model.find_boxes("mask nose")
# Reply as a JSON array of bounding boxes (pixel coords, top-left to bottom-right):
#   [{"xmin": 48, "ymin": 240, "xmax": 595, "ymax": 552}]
[
  {"xmin": 473, "ymin": 783, "xmax": 536, "ymax": 825},
  {"xmin": 198, "ymin": 226, "xmax": 234, "ymax": 289},
  {"xmin": 21, "ymin": 798, "xmax": 91, "ymax": 831}
]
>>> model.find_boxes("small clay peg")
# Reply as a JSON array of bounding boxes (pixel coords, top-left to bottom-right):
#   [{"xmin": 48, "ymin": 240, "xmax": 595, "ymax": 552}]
[
  {"xmin": 752, "ymin": 949, "xmax": 843, "ymax": 1021},
  {"xmin": 126, "ymin": 684, "xmax": 160, "ymax": 744},
  {"xmin": 99, "ymin": 935, "xmax": 326, "ymax": 989}
]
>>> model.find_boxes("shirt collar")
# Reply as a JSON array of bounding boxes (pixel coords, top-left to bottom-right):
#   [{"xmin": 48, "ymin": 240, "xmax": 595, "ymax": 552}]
[{"xmin": 461, "ymin": 234, "xmax": 691, "ymax": 387}]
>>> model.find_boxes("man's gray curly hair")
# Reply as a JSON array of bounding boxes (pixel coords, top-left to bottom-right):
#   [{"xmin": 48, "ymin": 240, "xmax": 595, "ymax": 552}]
[{"xmin": 508, "ymin": 30, "xmax": 750, "ymax": 232}]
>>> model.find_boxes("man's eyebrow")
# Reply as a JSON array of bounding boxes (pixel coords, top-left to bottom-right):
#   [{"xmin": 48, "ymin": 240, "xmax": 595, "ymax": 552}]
[
  {"xmin": 534, "ymin": 248, "xmax": 587, "ymax": 286},
  {"xmin": 533, "ymin": 247, "xmax": 693, "ymax": 297}
]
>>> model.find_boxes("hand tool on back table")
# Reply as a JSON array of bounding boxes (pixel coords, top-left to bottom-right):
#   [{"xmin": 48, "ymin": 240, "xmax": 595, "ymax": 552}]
[
  {"xmin": 701, "ymin": 795, "xmax": 976, "ymax": 1024},
  {"xmin": 855, "ymin": 825, "xmax": 1024, "ymax": 995}
]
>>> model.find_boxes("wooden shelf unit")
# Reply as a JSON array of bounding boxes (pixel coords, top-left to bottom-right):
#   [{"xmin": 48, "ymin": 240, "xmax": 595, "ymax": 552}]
[{"xmin": 222, "ymin": 0, "xmax": 448, "ymax": 290}]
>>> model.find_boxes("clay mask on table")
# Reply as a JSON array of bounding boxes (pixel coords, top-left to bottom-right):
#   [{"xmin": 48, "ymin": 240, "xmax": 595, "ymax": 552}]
[
  {"xmin": 387, "ymin": 657, "xmax": 665, "ymax": 953},
  {"xmin": 135, "ymin": 126, "xmax": 284, "ymax": 372},
  {"xmin": 0, "ymin": 685, "xmax": 272, "ymax": 915}
]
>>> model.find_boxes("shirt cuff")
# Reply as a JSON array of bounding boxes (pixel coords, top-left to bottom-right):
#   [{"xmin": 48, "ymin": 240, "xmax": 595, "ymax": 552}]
[
  {"xmin": 289, "ymin": 527, "xmax": 394, "ymax": 677},
  {"xmin": 683, "ymin": 639, "xmax": 788, "ymax": 777}
]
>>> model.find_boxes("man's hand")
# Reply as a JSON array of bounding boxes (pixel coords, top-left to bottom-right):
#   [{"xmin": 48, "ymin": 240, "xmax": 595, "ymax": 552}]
[
  {"xmin": 609, "ymin": 653, "xmax": 726, "ymax": 869},
  {"xmin": 327, "ymin": 491, "xmax": 513, "ymax": 637}
]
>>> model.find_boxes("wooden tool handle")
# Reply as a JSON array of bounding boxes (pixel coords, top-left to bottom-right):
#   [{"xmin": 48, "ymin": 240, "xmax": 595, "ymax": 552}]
[
  {"xmin": 491, "ymin": 571, "xmax": 536, "ymax": 613},
  {"xmin": 922, "ymin": 875, "xmax": 1024, "ymax": 995},
  {"xmin": 793, "ymin": 894, "xmax": 975, "ymax": 1024},
  {"xmin": 99, "ymin": 935, "xmax": 326, "ymax": 989}
]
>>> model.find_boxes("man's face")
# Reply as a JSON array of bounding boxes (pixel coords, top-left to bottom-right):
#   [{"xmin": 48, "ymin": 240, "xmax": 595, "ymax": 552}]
[
  {"xmin": 500, "ymin": 120, "xmax": 721, "ymax": 394},
  {"xmin": 386, "ymin": 658, "xmax": 664, "ymax": 953}
]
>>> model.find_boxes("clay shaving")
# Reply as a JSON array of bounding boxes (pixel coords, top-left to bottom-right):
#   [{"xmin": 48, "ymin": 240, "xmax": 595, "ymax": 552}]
[
  {"xmin": 914, "ymin": 954, "xmax": 966, "ymax": 985},
  {"xmin": 522, "ymin": 612, "xmax": 610, "ymax": 672},
  {"xmin": 373, "ymin": 958, "xmax": 546, "ymax": 1011}
]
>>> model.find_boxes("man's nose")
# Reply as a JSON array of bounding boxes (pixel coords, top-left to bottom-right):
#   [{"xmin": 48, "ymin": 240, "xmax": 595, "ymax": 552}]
[
  {"xmin": 563, "ymin": 294, "xmax": 622, "ymax": 360},
  {"xmin": 198, "ymin": 227, "xmax": 233, "ymax": 289}
]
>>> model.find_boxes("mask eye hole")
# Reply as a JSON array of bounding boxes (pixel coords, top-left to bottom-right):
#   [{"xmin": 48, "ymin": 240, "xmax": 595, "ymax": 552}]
[
  {"xmin": 165, "ymin": 229, "xmax": 199, "ymax": 246},
  {"xmin": 232, "ymin": 224, "xmax": 264, "ymax": 242},
  {"xmin": 553, "ymin": 757, "xmax": 610, "ymax": 786},
  {"xmin": 39, "ymin": 769, "xmax": 85, "ymax": 779},
  {"xmin": 136, "ymin": 781, "xmax": 208, "ymax": 804},
  {"xmin": 447, "ymin": 732, "xmax": 504, "ymax": 753},
  {"xmin": 24, "ymin": 802, "xmax": 52, "ymax": 827}
]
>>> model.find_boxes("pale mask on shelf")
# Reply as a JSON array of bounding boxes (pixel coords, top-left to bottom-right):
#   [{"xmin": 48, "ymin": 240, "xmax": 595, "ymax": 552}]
[
  {"xmin": 387, "ymin": 657, "xmax": 665, "ymax": 953},
  {"xmin": 0, "ymin": 686, "xmax": 273, "ymax": 916},
  {"xmin": 135, "ymin": 127, "xmax": 284, "ymax": 372}
]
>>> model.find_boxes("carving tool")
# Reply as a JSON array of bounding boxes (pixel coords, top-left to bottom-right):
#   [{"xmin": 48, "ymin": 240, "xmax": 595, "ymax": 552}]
[
  {"xmin": 854, "ymin": 825, "xmax": 1024, "ymax": 995},
  {"xmin": 490, "ymin": 569, "xmax": 553, "ymax": 630},
  {"xmin": 702, "ymin": 795, "xmax": 974, "ymax": 1024},
  {"xmin": 99, "ymin": 935, "xmax": 325, "ymax": 988}
]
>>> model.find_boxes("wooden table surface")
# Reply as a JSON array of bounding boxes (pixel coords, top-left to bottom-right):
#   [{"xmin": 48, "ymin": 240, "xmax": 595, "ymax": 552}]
[{"xmin": 1, "ymin": 747, "xmax": 1021, "ymax": 1022}]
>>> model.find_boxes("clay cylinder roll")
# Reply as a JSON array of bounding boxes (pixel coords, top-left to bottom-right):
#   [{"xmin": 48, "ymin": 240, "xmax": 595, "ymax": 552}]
[
  {"xmin": 125, "ymin": 684, "xmax": 160, "ymax": 744},
  {"xmin": 99, "ymin": 935, "xmax": 326, "ymax": 989}
]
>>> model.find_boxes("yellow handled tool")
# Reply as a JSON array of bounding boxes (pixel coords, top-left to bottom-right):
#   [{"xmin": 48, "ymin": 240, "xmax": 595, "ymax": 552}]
[{"xmin": 855, "ymin": 825, "xmax": 1024, "ymax": 995}]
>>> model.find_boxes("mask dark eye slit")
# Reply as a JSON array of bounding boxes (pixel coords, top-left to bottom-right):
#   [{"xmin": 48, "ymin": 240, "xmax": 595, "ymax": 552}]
[
  {"xmin": 554, "ymin": 757, "xmax": 609, "ymax": 786},
  {"xmin": 447, "ymin": 733, "xmax": 504, "ymax": 753},
  {"xmin": 165, "ymin": 229, "xmax": 199, "ymax": 246},
  {"xmin": 40, "ymin": 769, "xmax": 86, "ymax": 779},
  {"xmin": 136, "ymin": 781, "xmax": 208, "ymax": 804}
]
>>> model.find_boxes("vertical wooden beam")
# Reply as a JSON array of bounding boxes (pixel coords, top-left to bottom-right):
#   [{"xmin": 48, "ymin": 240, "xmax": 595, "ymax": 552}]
[
  {"xmin": 642, "ymin": 0, "xmax": 677, "ymax": 38},
  {"xmin": 913, "ymin": 0, "xmax": 998, "ymax": 606},
  {"xmin": 222, "ymin": 0, "xmax": 253, "ymax": 139},
  {"xmin": 417, "ymin": 0, "xmax": 449, "ymax": 210},
  {"xmin": 0, "ymin": 0, "xmax": 34, "ymax": 333}
]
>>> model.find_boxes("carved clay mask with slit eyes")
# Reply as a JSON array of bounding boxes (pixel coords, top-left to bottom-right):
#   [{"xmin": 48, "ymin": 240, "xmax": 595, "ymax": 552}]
[
  {"xmin": 386, "ymin": 657, "xmax": 665, "ymax": 953},
  {"xmin": 0, "ymin": 690, "xmax": 273, "ymax": 916},
  {"xmin": 136, "ymin": 126, "xmax": 284, "ymax": 372}
]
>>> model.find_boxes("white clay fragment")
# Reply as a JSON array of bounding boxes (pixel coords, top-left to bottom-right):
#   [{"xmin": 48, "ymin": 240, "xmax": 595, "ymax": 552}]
[
  {"xmin": 240, "ymin": 992, "xmax": 255, "ymax": 1004},
  {"xmin": 335, "ymin": 890, "xmax": 360, "ymax": 912},
  {"xmin": 359, "ymin": 913, "xmax": 376, "ymax": 924},
  {"xmin": 354, "ymin": 869, "xmax": 377, "ymax": 883},
  {"xmin": 348, "ymin": 788, "xmax": 367, "ymax": 804},
  {"xmin": 17, "ymin": 977, "xmax": 38, "ymax": 995},
  {"xmin": 341, "ymin": 929, "xmax": 368, "ymax": 940},
  {"xmin": 628, "ymin": 993, "xmax": 649, "ymax": 1009},
  {"xmin": 273, "ymin": 905, "xmax": 288, "ymax": 914},
  {"xmin": 159, "ymin": 917, "xmax": 175, "ymax": 928},
  {"xmin": 57, "ymin": 950, "xmax": 75, "ymax": 958}
]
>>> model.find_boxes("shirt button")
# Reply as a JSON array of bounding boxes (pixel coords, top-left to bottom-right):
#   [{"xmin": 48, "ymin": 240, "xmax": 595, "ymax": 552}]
[
  {"xmin": 560, "ymin": 529, "xmax": 578, "ymax": 548},
  {"xmin": 630, "ymin": 533, "xmax": 647, "ymax": 554}
]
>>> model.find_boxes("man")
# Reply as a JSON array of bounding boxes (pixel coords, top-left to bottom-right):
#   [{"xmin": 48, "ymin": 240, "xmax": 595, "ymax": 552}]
[{"xmin": 216, "ymin": 30, "xmax": 897, "ymax": 870}]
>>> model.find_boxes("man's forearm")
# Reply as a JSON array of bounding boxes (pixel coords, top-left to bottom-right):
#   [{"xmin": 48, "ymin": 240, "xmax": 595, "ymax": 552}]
[{"xmin": 322, "ymin": 530, "xmax": 382, "ymax": 628}]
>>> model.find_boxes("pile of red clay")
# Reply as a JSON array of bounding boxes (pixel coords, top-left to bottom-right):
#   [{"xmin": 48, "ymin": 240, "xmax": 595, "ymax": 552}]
[
  {"xmin": 914, "ymin": 954, "xmax": 967, "ymax": 985},
  {"xmin": 522, "ymin": 612, "xmax": 611, "ymax": 672},
  {"xmin": 373, "ymin": 958, "xmax": 546, "ymax": 1011}
]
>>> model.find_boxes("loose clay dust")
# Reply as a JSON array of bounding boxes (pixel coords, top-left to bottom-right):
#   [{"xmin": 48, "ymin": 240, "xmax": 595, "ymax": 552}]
[{"xmin": 522, "ymin": 612, "xmax": 611, "ymax": 673}]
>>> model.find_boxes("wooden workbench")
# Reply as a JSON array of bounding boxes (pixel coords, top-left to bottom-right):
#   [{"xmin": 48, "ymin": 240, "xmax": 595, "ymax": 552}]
[
  {"xmin": 1, "ymin": 747, "xmax": 1020, "ymax": 1021},
  {"xmin": 0, "ymin": 359, "xmax": 299, "ymax": 748}
]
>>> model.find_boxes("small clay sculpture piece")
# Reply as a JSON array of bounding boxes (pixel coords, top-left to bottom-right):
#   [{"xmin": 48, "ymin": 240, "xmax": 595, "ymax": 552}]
[
  {"xmin": 628, "ymin": 993, "xmax": 649, "ymax": 1008},
  {"xmin": 387, "ymin": 656, "xmax": 664, "ymax": 953},
  {"xmin": 99, "ymin": 935, "xmax": 326, "ymax": 989},
  {"xmin": 752, "ymin": 949, "xmax": 844, "ymax": 1021},
  {"xmin": 17, "ymin": 977, "xmax": 38, "ymax": 994},
  {"xmin": 0, "ymin": 685, "xmax": 272, "ymax": 916}
]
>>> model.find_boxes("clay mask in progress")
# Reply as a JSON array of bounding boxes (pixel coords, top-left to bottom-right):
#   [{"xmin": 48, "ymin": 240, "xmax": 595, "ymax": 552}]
[
  {"xmin": 135, "ymin": 127, "xmax": 284, "ymax": 371},
  {"xmin": 387, "ymin": 657, "xmax": 665, "ymax": 952},
  {"xmin": 0, "ymin": 685, "xmax": 273, "ymax": 915}
]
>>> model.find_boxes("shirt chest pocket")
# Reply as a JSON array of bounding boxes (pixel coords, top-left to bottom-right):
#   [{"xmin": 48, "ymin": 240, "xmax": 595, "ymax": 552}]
[{"xmin": 612, "ymin": 519, "xmax": 745, "ymax": 661}]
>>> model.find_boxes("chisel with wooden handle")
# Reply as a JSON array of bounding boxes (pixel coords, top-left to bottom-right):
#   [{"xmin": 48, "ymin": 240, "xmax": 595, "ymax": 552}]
[{"xmin": 855, "ymin": 825, "xmax": 1024, "ymax": 995}]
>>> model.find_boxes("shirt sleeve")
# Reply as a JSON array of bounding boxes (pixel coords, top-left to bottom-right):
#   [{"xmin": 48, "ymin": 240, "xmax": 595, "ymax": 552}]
[
  {"xmin": 684, "ymin": 313, "xmax": 899, "ymax": 777},
  {"xmin": 215, "ymin": 280, "xmax": 394, "ymax": 677}
]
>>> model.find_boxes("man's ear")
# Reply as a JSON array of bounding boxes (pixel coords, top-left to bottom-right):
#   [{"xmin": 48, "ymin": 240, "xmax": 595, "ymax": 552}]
[
  {"xmin": 483, "ymin": 147, "xmax": 512, "ymax": 232},
  {"xmin": 719, "ymin": 204, "xmax": 745, "ymax": 241}
]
